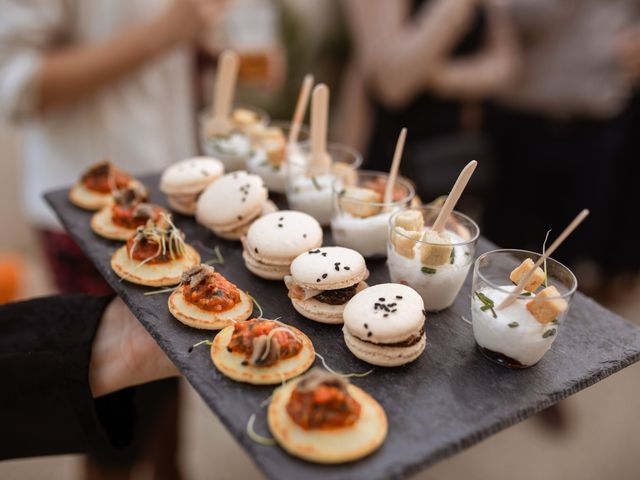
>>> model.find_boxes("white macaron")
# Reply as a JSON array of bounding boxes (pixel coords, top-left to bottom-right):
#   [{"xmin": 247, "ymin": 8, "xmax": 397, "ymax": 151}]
[
  {"xmin": 342, "ymin": 283, "xmax": 426, "ymax": 367},
  {"xmin": 243, "ymin": 210, "xmax": 323, "ymax": 280},
  {"xmin": 285, "ymin": 246, "xmax": 369, "ymax": 324},
  {"xmin": 159, "ymin": 157, "xmax": 224, "ymax": 215},
  {"xmin": 195, "ymin": 170, "xmax": 269, "ymax": 239}
]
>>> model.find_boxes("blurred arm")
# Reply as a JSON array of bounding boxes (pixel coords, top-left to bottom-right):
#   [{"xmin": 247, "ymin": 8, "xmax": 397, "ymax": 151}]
[
  {"xmin": 427, "ymin": 1, "xmax": 521, "ymax": 99},
  {"xmin": 0, "ymin": 0, "xmax": 223, "ymax": 120},
  {"xmin": 343, "ymin": 0, "xmax": 478, "ymax": 108}
]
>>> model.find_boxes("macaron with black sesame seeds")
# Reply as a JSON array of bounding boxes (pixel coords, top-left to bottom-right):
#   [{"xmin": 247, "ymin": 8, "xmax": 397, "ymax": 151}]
[
  {"xmin": 342, "ymin": 283, "xmax": 426, "ymax": 366},
  {"xmin": 160, "ymin": 157, "xmax": 224, "ymax": 215},
  {"xmin": 242, "ymin": 210, "xmax": 323, "ymax": 280},
  {"xmin": 285, "ymin": 246, "xmax": 369, "ymax": 324}
]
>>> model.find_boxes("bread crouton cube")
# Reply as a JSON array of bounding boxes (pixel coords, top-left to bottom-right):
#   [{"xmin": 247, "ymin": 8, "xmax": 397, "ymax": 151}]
[
  {"xmin": 420, "ymin": 230, "xmax": 453, "ymax": 267},
  {"xmin": 232, "ymin": 108, "xmax": 259, "ymax": 127},
  {"xmin": 510, "ymin": 258, "xmax": 545, "ymax": 292},
  {"xmin": 526, "ymin": 285, "xmax": 568, "ymax": 324},
  {"xmin": 264, "ymin": 137, "xmax": 286, "ymax": 167},
  {"xmin": 340, "ymin": 187, "xmax": 382, "ymax": 218},
  {"xmin": 392, "ymin": 227, "xmax": 421, "ymax": 259},
  {"xmin": 394, "ymin": 209, "xmax": 424, "ymax": 232}
]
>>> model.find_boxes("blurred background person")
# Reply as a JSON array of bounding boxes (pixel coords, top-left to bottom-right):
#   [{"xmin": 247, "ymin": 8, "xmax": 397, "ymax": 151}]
[
  {"xmin": 339, "ymin": 0, "xmax": 519, "ymax": 212},
  {"xmin": 483, "ymin": 0, "xmax": 640, "ymax": 294},
  {"xmin": 0, "ymin": 1, "xmax": 229, "ymax": 478}
]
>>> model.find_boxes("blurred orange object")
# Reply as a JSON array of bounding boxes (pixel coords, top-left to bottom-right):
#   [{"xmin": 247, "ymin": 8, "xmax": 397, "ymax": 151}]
[{"xmin": 0, "ymin": 254, "xmax": 23, "ymax": 304}]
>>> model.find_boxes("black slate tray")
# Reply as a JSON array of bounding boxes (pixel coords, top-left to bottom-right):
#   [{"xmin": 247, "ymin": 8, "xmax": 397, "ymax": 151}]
[{"xmin": 45, "ymin": 175, "xmax": 640, "ymax": 480}]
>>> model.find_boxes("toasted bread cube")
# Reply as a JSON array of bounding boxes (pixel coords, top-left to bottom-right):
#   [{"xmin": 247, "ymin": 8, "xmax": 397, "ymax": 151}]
[
  {"xmin": 510, "ymin": 258, "xmax": 545, "ymax": 292},
  {"xmin": 340, "ymin": 187, "xmax": 382, "ymax": 218},
  {"xmin": 232, "ymin": 108, "xmax": 259, "ymax": 127},
  {"xmin": 420, "ymin": 230, "xmax": 453, "ymax": 267},
  {"xmin": 392, "ymin": 227, "xmax": 421, "ymax": 259},
  {"xmin": 264, "ymin": 137, "xmax": 286, "ymax": 167},
  {"xmin": 526, "ymin": 285, "xmax": 568, "ymax": 324},
  {"xmin": 394, "ymin": 209, "xmax": 424, "ymax": 232}
]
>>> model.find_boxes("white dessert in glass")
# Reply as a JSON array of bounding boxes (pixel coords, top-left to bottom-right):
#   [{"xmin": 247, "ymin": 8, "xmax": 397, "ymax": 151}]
[
  {"xmin": 286, "ymin": 142, "xmax": 363, "ymax": 226},
  {"xmin": 246, "ymin": 121, "xmax": 310, "ymax": 194},
  {"xmin": 387, "ymin": 206, "xmax": 479, "ymax": 312},
  {"xmin": 471, "ymin": 249, "xmax": 576, "ymax": 368},
  {"xmin": 331, "ymin": 171, "xmax": 415, "ymax": 258},
  {"xmin": 198, "ymin": 105, "xmax": 270, "ymax": 171}
]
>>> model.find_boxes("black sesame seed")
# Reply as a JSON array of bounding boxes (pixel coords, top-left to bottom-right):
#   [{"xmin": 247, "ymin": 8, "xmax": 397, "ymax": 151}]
[
  {"xmin": 396, "ymin": 295, "xmax": 403, "ymax": 299},
  {"xmin": 364, "ymin": 323, "xmax": 368, "ymax": 329},
  {"xmin": 383, "ymin": 314, "xmax": 388, "ymax": 318},
  {"xmin": 344, "ymin": 266, "xmax": 350, "ymax": 270},
  {"xmin": 322, "ymin": 273, "xmax": 327, "ymax": 278},
  {"xmin": 379, "ymin": 298, "xmax": 385, "ymax": 302},
  {"xmin": 303, "ymin": 234, "xmax": 307, "ymax": 238},
  {"xmin": 321, "ymin": 252, "xmax": 327, "ymax": 257},
  {"xmin": 316, "ymin": 278, "xmax": 321, "ymax": 282},
  {"xmin": 392, "ymin": 309, "xmax": 397, "ymax": 312},
  {"xmin": 334, "ymin": 266, "xmax": 339, "ymax": 271},
  {"xmin": 254, "ymin": 248, "xmax": 259, "ymax": 254},
  {"xmin": 279, "ymin": 217, "xmax": 284, "ymax": 221},
  {"xmin": 389, "ymin": 303, "xmax": 397, "ymax": 307},
  {"xmin": 367, "ymin": 331, "xmax": 372, "ymax": 337},
  {"xmin": 278, "ymin": 224, "xmax": 283, "ymax": 228}
]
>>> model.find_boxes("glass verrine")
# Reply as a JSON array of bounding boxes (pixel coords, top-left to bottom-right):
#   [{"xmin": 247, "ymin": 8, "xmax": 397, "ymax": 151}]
[
  {"xmin": 331, "ymin": 170, "xmax": 415, "ymax": 258},
  {"xmin": 286, "ymin": 142, "xmax": 363, "ymax": 226},
  {"xmin": 471, "ymin": 249, "xmax": 577, "ymax": 369},
  {"xmin": 246, "ymin": 121, "xmax": 310, "ymax": 194},
  {"xmin": 387, "ymin": 206, "xmax": 479, "ymax": 312},
  {"xmin": 198, "ymin": 105, "xmax": 270, "ymax": 171}
]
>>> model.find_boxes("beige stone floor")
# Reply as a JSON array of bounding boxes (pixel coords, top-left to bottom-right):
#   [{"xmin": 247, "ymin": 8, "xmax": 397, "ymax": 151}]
[{"xmin": 2, "ymin": 122, "xmax": 640, "ymax": 480}]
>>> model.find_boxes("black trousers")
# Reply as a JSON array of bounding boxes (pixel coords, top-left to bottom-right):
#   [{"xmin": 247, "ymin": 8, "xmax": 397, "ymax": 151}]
[{"xmin": 484, "ymin": 103, "xmax": 635, "ymax": 273}]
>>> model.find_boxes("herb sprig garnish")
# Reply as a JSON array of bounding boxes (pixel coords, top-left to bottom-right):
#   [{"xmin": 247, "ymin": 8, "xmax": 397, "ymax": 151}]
[
  {"xmin": 311, "ymin": 176, "xmax": 322, "ymax": 191},
  {"xmin": 188, "ymin": 339, "xmax": 213, "ymax": 353},
  {"xmin": 542, "ymin": 328, "xmax": 556, "ymax": 339},
  {"xmin": 144, "ymin": 285, "xmax": 179, "ymax": 296},
  {"xmin": 449, "ymin": 249, "xmax": 456, "ymax": 265},
  {"xmin": 202, "ymin": 246, "xmax": 224, "ymax": 265},
  {"xmin": 475, "ymin": 291, "xmax": 497, "ymax": 318},
  {"xmin": 508, "ymin": 322, "xmax": 519, "ymax": 328},
  {"xmin": 421, "ymin": 266, "xmax": 437, "ymax": 275}
]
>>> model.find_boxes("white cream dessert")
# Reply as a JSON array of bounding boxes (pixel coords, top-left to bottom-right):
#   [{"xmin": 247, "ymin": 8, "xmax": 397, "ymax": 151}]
[
  {"xmin": 287, "ymin": 174, "xmax": 334, "ymax": 225},
  {"xmin": 471, "ymin": 286, "xmax": 560, "ymax": 367},
  {"xmin": 331, "ymin": 176, "xmax": 414, "ymax": 258},
  {"xmin": 203, "ymin": 131, "xmax": 252, "ymax": 172},
  {"xmin": 471, "ymin": 257, "xmax": 569, "ymax": 368},
  {"xmin": 387, "ymin": 229, "xmax": 471, "ymax": 311}
]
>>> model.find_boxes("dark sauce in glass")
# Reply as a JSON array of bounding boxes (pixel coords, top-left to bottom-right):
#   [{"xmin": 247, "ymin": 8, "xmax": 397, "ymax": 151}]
[{"xmin": 477, "ymin": 344, "xmax": 530, "ymax": 369}]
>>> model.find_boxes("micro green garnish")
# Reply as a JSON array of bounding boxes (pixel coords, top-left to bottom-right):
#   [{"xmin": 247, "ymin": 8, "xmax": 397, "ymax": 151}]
[
  {"xmin": 247, "ymin": 291, "xmax": 264, "ymax": 319},
  {"xmin": 551, "ymin": 318, "xmax": 559, "ymax": 325},
  {"xmin": 311, "ymin": 176, "xmax": 322, "ymax": 191},
  {"xmin": 449, "ymin": 249, "xmax": 456, "ymax": 265},
  {"xmin": 520, "ymin": 291, "xmax": 532, "ymax": 297},
  {"xmin": 508, "ymin": 322, "xmax": 519, "ymax": 328},
  {"xmin": 542, "ymin": 229, "xmax": 552, "ymax": 288},
  {"xmin": 315, "ymin": 352, "xmax": 374, "ymax": 378},
  {"xmin": 247, "ymin": 414, "xmax": 276, "ymax": 446},
  {"xmin": 188, "ymin": 339, "xmax": 213, "ymax": 353},
  {"xmin": 203, "ymin": 246, "xmax": 224, "ymax": 265},
  {"xmin": 475, "ymin": 291, "xmax": 497, "ymax": 318},
  {"xmin": 542, "ymin": 328, "xmax": 557, "ymax": 339},
  {"xmin": 421, "ymin": 266, "xmax": 437, "ymax": 275},
  {"xmin": 338, "ymin": 188, "xmax": 346, "ymax": 197},
  {"xmin": 464, "ymin": 252, "xmax": 470, "ymax": 256},
  {"xmin": 144, "ymin": 285, "xmax": 178, "ymax": 296}
]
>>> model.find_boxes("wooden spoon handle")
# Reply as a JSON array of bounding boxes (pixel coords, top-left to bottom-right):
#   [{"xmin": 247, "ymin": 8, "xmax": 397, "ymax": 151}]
[{"xmin": 432, "ymin": 160, "xmax": 477, "ymax": 233}]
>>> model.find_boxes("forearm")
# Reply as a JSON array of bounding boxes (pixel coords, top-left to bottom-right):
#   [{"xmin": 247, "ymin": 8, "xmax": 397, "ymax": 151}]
[
  {"xmin": 37, "ymin": 8, "xmax": 186, "ymax": 110},
  {"xmin": 345, "ymin": 0, "xmax": 477, "ymax": 107}
]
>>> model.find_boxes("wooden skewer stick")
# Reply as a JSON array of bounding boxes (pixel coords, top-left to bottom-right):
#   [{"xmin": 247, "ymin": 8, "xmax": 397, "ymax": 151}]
[
  {"xmin": 496, "ymin": 209, "xmax": 590, "ymax": 310},
  {"xmin": 307, "ymin": 84, "xmax": 332, "ymax": 176},
  {"xmin": 383, "ymin": 128, "xmax": 407, "ymax": 208},
  {"xmin": 288, "ymin": 74, "xmax": 314, "ymax": 145},
  {"xmin": 431, "ymin": 160, "xmax": 478, "ymax": 233},
  {"xmin": 207, "ymin": 50, "xmax": 239, "ymax": 136}
]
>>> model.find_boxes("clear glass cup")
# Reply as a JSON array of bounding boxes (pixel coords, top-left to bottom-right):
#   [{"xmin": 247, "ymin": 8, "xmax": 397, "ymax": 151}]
[
  {"xmin": 471, "ymin": 249, "xmax": 577, "ymax": 368},
  {"xmin": 331, "ymin": 170, "xmax": 415, "ymax": 258},
  {"xmin": 387, "ymin": 206, "xmax": 480, "ymax": 312},
  {"xmin": 198, "ymin": 105, "xmax": 270, "ymax": 171},
  {"xmin": 246, "ymin": 121, "xmax": 310, "ymax": 194},
  {"xmin": 286, "ymin": 142, "xmax": 363, "ymax": 226}
]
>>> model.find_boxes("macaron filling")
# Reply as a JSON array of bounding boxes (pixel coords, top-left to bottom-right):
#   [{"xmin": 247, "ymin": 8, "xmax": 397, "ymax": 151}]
[
  {"xmin": 226, "ymin": 319, "xmax": 303, "ymax": 367},
  {"xmin": 285, "ymin": 369, "xmax": 361, "ymax": 431}
]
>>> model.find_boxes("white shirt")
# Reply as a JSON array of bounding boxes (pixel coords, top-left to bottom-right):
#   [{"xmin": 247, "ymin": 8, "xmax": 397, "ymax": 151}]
[{"xmin": 0, "ymin": 0, "xmax": 196, "ymax": 229}]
